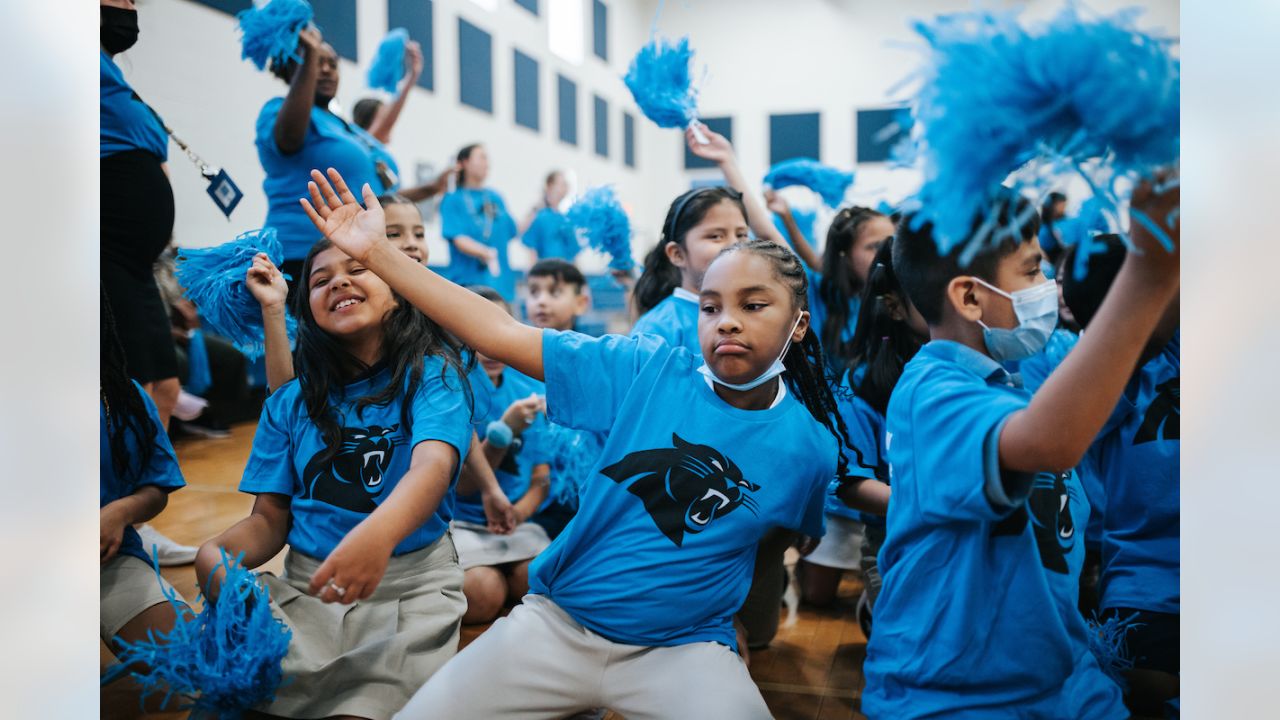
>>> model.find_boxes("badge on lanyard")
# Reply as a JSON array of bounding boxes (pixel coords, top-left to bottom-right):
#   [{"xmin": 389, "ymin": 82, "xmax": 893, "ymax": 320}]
[{"xmin": 204, "ymin": 167, "xmax": 244, "ymax": 219}]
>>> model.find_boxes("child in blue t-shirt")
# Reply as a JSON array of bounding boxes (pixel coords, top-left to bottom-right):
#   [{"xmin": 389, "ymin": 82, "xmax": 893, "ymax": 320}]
[
  {"xmin": 862, "ymin": 182, "xmax": 1178, "ymax": 719},
  {"xmin": 523, "ymin": 259, "xmax": 605, "ymax": 541},
  {"xmin": 1063, "ymin": 234, "xmax": 1181, "ymax": 716},
  {"xmin": 799, "ymin": 239, "xmax": 928, "ymax": 630},
  {"xmin": 440, "ymin": 143, "xmax": 519, "ymax": 300},
  {"xmin": 299, "ymin": 168, "xmax": 888, "ymax": 718},
  {"xmin": 631, "ymin": 124, "xmax": 787, "ymax": 355},
  {"xmin": 520, "ymin": 171, "xmax": 580, "ymax": 262},
  {"xmin": 195, "ymin": 237, "xmax": 477, "ymax": 720},
  {"xmin": 100, "ymin": 299, "xmax": 188, "ymax": 680},
  {"xmin": 453, "ymin": 285, "xmax": 555, "ymax": 625}
]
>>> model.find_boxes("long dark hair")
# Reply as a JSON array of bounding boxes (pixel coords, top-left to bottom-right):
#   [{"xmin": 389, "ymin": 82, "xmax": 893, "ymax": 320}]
[
  {"xmin": 456, "ymin": 143, "xmax": 481, "ymax": 186},
  {"xmin": 291, "ymin": 239, "xmax": 473, "ymax": 467},
  {"xmin": 818, "ymin": 206, "xmax": 887, "ymax": 367},
  {"xmin": 633, "ymin": 186, "xmax": 746, "ymax": 316},
  {"xmin": 715, "ymin": 238, "xmax": 876, "ymax": 486},
  {"xmin": 846, "ymin": 238, "xmax": 925, "ymax": 416},
  {"xmin": 101, "ymin": 290, "xmax": 158, "ymax": 491}
]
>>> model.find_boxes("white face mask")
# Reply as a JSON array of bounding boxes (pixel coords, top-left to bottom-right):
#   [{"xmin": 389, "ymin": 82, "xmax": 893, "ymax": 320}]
[
  {"xmin": 972, "ymin": 277, "xmax": 1058, "ymax": 362},
  {"xmin": 697, "ymin": 313, "xmax": 804, "ymax": 392}
]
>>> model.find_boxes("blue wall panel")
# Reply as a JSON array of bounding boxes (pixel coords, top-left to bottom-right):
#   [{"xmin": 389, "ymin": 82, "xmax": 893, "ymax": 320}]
[
  {"xmin": 312, "ymin": 0, "xmax": 358, "ymax": 62},
  {"xmin": 514, "ymin": 49, "xmax": 540, "ymax": 131},
  {"xmin": 623, "ymin": 111, "xmax": 636, "ymax": 168},
  {"xmin": 593, "ymin": 95, "xmax": 609, "ymax": 157},
  {"xmin": 558, "ymin": 74, "xmax": 578, "ymax": 145},
  {"xmin": 769, "ymin": 112, "xmax": 821, "ymax": 165},
  {"xmin": 856, "ymin": 107, "xmax": 909, "ymax": 163},
  {"xmin": 387, "ymin": 0, "xmax": 434, "ymax": 91},
  {"xmin": 592, "ymin": 1, "xmax": 609, "ymax": 61},
  {"xmin": 458, "ymin": 18, "xmax": 493, "ymax": 114}
]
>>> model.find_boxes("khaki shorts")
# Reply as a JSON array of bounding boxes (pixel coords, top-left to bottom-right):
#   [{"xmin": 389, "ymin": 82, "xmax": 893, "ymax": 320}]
[{"xmin": 100, "ymin": 553, "xmax": 178, "ymax": 642}]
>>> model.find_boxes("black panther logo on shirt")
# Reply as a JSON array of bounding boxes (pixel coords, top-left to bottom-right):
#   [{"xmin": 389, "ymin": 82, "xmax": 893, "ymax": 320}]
[
  {"xmin": 600, "ymin": 433, "xmax": 760, "ymax": 547},
  {"xmin": 1134, "ymin": 377, "xmax": 1179, "ymax": 445},
  {"xmin": 301, "ymin": 425, "xmax": 402, "ymax": 513},
  {"xmin": 991, "ymin": 472, "xmax": 1075, "ymax": 574}
]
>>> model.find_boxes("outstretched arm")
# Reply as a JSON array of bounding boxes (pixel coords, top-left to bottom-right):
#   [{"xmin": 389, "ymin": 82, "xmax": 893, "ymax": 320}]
[
  {"xmin": 999, "ymin": 178, "xmax": 1180, "ymax": 473},
  {"xmin": 686, "ymin": 123, "xmax": 785, "ymax": 246},
  {"xmin": 273, "ymin": 28, "xmax": 323, "ymax": 155},
  {"xmin": 366, "ymin": 40, "xmax": 423, "ymax": 144},
  {"xmin": 246, "ymin": 253, "xmax": 295, "ymax": 391},
  {"xmin": 765, "ymin": 190, "xmax": 822, "ymax": 271},
  {"xmin": 300, "ymin": 168, "xmax": 545, "ymax": 379}
]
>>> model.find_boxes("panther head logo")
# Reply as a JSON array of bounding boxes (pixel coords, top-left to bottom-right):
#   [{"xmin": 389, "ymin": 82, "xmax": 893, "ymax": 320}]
[
  {"xmin": 301, "ymin": 425, "xmax": 401, "ymax": 513},
  {"xmin": 600, "ymin": 433, "xmax": 760, "ymax": 547},
  {"xmin": 1135, "ymin": 377, "xmax": 1179, "ymax": 445},
  {"xmin": 991, "ymin": 471, "xmax": 1075, "ymax": 575}
]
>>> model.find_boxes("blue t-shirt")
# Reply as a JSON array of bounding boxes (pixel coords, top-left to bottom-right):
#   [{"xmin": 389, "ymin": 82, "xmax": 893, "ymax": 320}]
[
  {"xmin": 101, "ymin": 382, "xmax": 186, "ymax": 565},
  {"xmin": 522, "ymin": 207, "xmax": 580, "ymax": 261},
  {"xmin": 806, "ymin": 269, "xmax": 860, "ymax": 372},
  {"xmin": 629, "ymin": 288, "xmax": 700, "ymax": 354},
  {"xmin": 1012, "ymin": 327, "xmax": 1079, "ymax": 394},
  {"xmin": 1083, "ymin": 332, "xmax": 1179, "ymax": 615},
  {"xmin": 863, "ymin": 340, "xmax": 1125, "ymax": 719},
  {"xmin": 828, "ymin": 375, "xmax": 886, "ymax": 524},
  {"xmin": 100, "ymin": 51, "xmax": 168, "ymax": 160},
  {"xmin": 771, "ymin": 209, "xmax": 816, "ymax": 252},
  {"xmin": 256, "ymin": 98, "xmax": 389, "ymax": 261},
  {"xmin": 528, "ymin": 330, "xmax": 834, "ymax": 649},
  {"xmin": 440, "ymin": 188, "xmax": 519, "ymax": 300},
  {"xmin": 240, "ymin": 361, "xmax": 473, "ymax": 559},
  {"xmin": 454, "ymin": 366, "xmax": 550, "ymax": 525}
]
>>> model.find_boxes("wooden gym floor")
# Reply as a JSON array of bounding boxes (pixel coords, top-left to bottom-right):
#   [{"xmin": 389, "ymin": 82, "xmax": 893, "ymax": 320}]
[{"xmin": 101, "ymin": 422, "xmax": 870, "ymax": 719}]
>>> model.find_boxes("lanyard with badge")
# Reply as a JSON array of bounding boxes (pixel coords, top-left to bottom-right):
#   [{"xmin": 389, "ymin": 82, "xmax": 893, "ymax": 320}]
[
  {"xmin": 135, "ymin": 92, "xmax": 244, "ymax": 219},
  {"xmin": 461, "ymin": 189, "xmax": 497, "ymax": 241}
]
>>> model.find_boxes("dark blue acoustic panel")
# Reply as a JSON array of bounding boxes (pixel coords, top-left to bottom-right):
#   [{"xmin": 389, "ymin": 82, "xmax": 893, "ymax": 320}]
[
  {"xmin": 514, "ymin": 0, "xmax": 539, "ymax": 14},
  {"xmin": 458, "ymin": 18, "xmax": 493, "ymax": 113},
  {"xmin": 592, "ymin": 1, "xmax": 608, "ymax": 61},
  {"xmin": 684, "ymin": 116, "xmax": 732, "ymax": 169},
  {"xmin": 623, "ymin": 111, "xmax": 636, "ymax": 168},
  {"xmin": 856, "ymin": 107, "xmax": 909, "ymax": 163},
  {"xmin": 187, "ymin": 0, "xmax": 251, "ymax": 15},
  {"xmin": 557, "ymin": 74, "xmax": 578, "ymax": 146},
  {"xmin": 312, "ymin": 0, "xmax": 358, "ymax": 62},
  {"xmin": 769, "ymin": 112, "xmax": 821, "ymax": 165},
  {"xmin": 593, "ymin": 95, "xmax": 609, "ymax": 157},
  {"xmin": 514, "ymin": 49, "xmax": 540, "ymax": 131},
  {"xmin": 388, "ymin": 0, "xmax": 434, "ymax": 91}
]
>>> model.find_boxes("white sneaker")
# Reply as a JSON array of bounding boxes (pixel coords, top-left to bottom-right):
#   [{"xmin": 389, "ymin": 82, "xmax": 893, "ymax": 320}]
[{"xmin": 136, "ymin": 524, "xmax": 197, "ymax": 566}]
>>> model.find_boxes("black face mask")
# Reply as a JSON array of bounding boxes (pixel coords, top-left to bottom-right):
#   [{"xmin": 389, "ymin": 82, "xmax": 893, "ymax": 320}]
[{"xmin": 101, "ymin": 6, "xmax": 139, "ymax": 55}]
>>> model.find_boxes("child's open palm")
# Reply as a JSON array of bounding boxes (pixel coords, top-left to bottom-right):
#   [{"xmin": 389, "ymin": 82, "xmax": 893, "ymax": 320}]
[{"xmin": 300, "ymin": 168, "xmax": 388, "ymax": 263}]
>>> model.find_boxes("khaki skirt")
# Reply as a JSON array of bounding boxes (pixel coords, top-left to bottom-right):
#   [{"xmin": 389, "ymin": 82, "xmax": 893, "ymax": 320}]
[
  {"xmin": 255, "ymin": 532, "xmax": 465, "ymax": 720},
  {"xmin": 451, "ymin": 520, "xmax": 550, "ymax": 570}
]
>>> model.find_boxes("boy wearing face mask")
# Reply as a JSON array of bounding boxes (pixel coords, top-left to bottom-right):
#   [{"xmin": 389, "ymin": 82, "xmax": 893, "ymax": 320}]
[{"xmin": 861, "ymin": 183, "xmax": 1178, "ymax": 719}]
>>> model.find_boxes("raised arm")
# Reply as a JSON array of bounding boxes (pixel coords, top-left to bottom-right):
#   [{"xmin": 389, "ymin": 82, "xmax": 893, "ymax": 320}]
[
  {"xmin": 246, "ymin": 253, "xmax": 295, "ymax": 391},
  {"xmin": 273, "ymin": 28, "xmax": 323, "ymax": 155},
  {"xmin": 999, "ymin": 178, "xmax": 1180, "ymax": 473},
  {"xmin": 686, "ymin": 123, "xmax": 786, "ymax": 246},
  {"xmin": 765, "ymin": 190, "xmax": 823, "ymax": 271},
  {"xmin": 397, "ymin": 164, "xmax": 458, "ymax": 203},
  {"xmin": 366, "ymin": 41, "xmax": 423, "ymax": 144},
  {"xmin": 301, "ymin": 168, "xmax": 545, "ymax": 379}
]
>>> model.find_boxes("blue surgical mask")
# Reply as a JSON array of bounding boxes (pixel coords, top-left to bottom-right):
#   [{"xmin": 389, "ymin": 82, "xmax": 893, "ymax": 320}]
[
  {"xmin": 972, "ymin": 277, "xmax": 1058, "ymax": 362},
  {"xmin": 698, "ymin": 314, "xmax": 803, "ymax": 392}
]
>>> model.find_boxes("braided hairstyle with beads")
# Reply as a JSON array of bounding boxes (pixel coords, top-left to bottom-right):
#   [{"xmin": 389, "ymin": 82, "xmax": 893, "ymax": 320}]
[{"xmin": 714, "ymin": 238, "xmax": 876, "ymax": 487}]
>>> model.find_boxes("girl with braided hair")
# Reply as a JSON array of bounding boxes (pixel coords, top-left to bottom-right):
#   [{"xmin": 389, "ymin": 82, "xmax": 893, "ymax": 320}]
[{"xmin": 296, "ymin": 168, "xmax": 887, "ymax": 718}]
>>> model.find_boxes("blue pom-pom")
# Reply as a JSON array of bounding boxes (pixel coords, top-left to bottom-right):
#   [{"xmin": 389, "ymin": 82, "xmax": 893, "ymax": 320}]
[
  {"xmin": 1086, "ymin": 612, "xmax": 1138, "ymax": 692},
  {"xmin": 103, "ymin": 549, "xmax": 292, "ymax": 717},
  {"xmin": 237, "ymin": 0, "xmax": 313, "ymax": 72},
  {"xmin": 176, "ymin": 228, "xmax": 298, "ymax": 360},
  {"xmin": 763, "ymin": 159, "xmax": 855, "ymax": 208},
  {"xmin": 566, "ymin": 186, "xmax": 633, "ymax": 272},
  {"xmin": 899, "ymin": 4, "xmax": 1179, "ymax": 260},
  {"xmin": 367, "ymin": 28, "xmax": 409, "ymax": 93},
  {"xmin": 623, "ymin": 35, "xmax": 700, "ymax": 130}
]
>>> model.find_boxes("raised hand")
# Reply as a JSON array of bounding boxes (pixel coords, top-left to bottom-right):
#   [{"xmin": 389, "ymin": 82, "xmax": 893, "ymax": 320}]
[
  {"xmin": 501, "ymin": 393, "xmax": 544, "ymax": 438},
  {"xmin": 298, "ymin": 26, "xmax": 323, "ymax": 56},
  {"xmin": 300, "ymin": 168, "xmax": 389, "ymax": 263},
  {"xmin": 764, "ymin": 189, "xmax": 791, "ymax": 217},
  {"xmin": 1128, "ymin": 170, "xmax": 1180, "ymax": 275},
  {"xmin": 685, "ymin": 122, "xmax": 734, "ymax": 165},
  {"xmin": 405, "ymin": 40, "xmax": 424, "ymax": 81},
  {"xmin": 246, "ymin": 252, "xmax": 289, "ymax": 311}
]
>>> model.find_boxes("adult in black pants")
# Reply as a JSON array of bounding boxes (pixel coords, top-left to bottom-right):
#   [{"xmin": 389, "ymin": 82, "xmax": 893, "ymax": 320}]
[
  {"xmin": 101, "ymin": 0, "xmax": 195, "ymax": 565},
  {"xmin": 101, "ymin": 0, "xmax": 179, "ymax": 426}
]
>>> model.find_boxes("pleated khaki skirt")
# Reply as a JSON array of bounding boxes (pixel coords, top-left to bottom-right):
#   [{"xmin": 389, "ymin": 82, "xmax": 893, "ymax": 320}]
[{"xmin": 255, "ymin": 532, "xmax": 466, "ymax": 720}]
